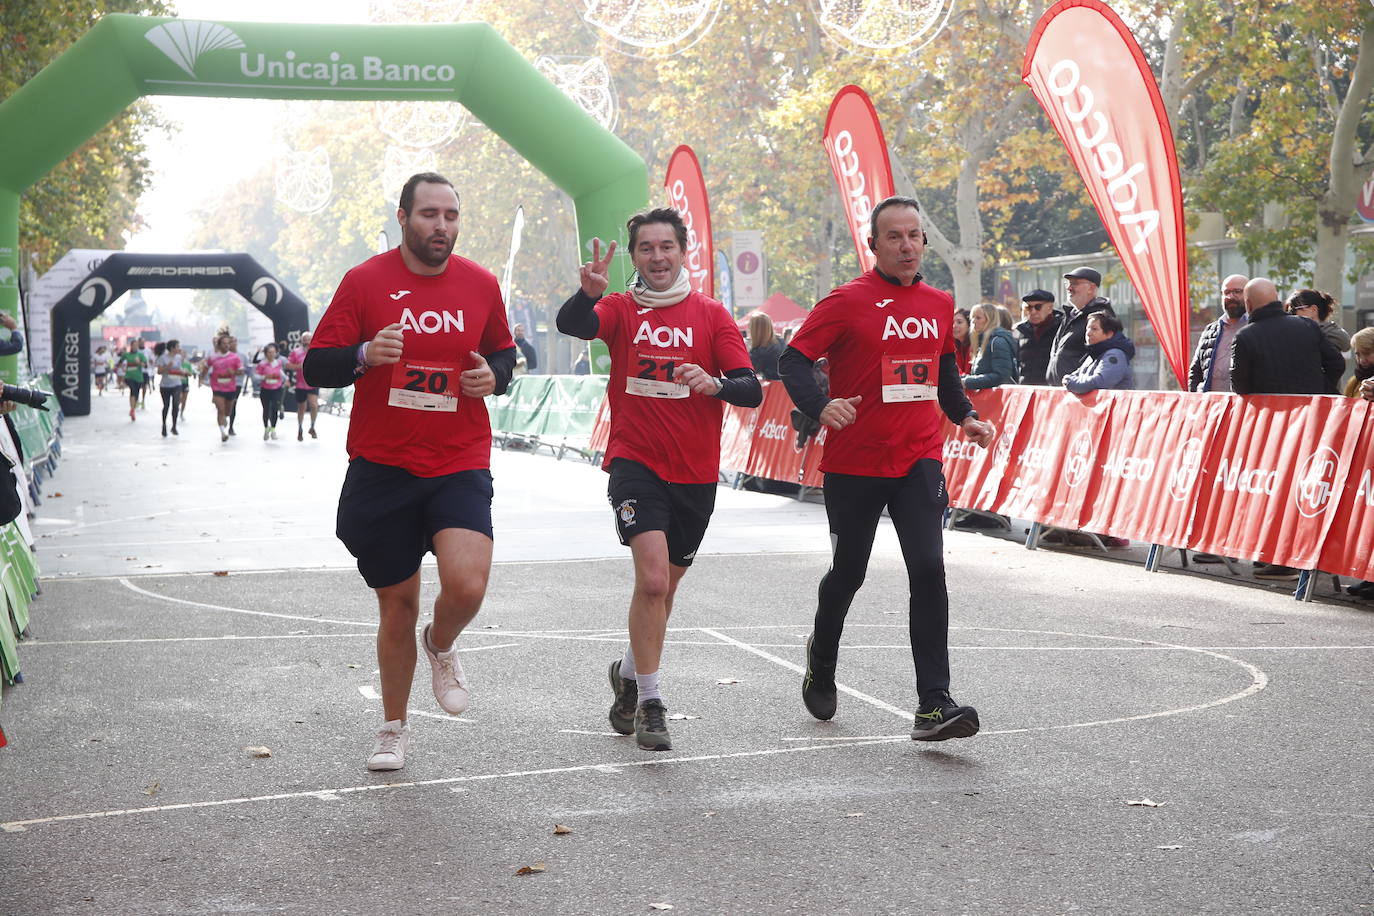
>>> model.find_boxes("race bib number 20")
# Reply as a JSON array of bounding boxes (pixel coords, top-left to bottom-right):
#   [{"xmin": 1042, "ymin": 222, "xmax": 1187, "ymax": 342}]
[{"xmin": 389, "ymin": 360, "xmax": 458, "ymax": 411}]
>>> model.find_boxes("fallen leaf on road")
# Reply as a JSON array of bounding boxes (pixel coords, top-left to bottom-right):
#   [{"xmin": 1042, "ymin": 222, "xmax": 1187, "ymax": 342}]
[
  {"xmin": 124, "ymin": 556, "xmax": 137, "ymax": 561},
  {"xmin": 716, "ymin": 678, "xmax": 739, "ymax": 685},
  {"xmin": 649, "ymin": 904, "xmax": 674, "ymax": 911},
  {"xmin": 482, "ymin": 624, "xmax": 500, "ymax": 629},
  {"xmin": 1126, "ymin": 799, "xmax": 1164, "ymax": 807},
  {"xmin": 667, "ymin": 714, "xmax": 700, "ymax": 721},
  {"xmin": 844, "ymin": 812, "xmax": 864, "ymax": 818},
  {"xmin": 703, "ymin": 811, "xmax": 717, "ymax": 818},
  {"xmin": 1156, "ymin": 845, "xmax": 1183, "ymax": 850},
  {"xmin": 143, "ymin": 782, "xmax": 159, "ymax": 796},
  {"xmin": 553, "ymin": 824, "xmax": 572, "ymax": 835},
  {"xmin": 212, "ymin": 571, "xmax": 229, "ymax": 576},
  {"xmin": 47, "ymin": 493, "xmax": 62, "ymax": 498},
  {"xmin": 347, "ymin": 664, "xmax": 360, "ymax": 669},
  {"xmin": 289, "ymin": 630, "xmax": 308, "ymax": 635},
  {"xmin": 245, "ymin": 746, "xmax": 273, "ymax": 758},
  {"xmin": 141, "ymin": 565, "xmax": 161, "ymax": 569},
  {"xmin": 515, "ymin": 863, "xmax": 546, "ymax": 876}
]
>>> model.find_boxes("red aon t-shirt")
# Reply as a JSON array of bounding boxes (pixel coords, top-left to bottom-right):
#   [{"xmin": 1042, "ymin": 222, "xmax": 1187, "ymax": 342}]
[
  {"xmin": 788, "ymin": 270, "xmax": 956, "ymax": 477},
  {"xmin": 596, "ymin": 290, "xmax": 751, "ymax": 484},
  {"xmin": 311, "ymin": 249, "xmax": 514, "ymax": 477}
]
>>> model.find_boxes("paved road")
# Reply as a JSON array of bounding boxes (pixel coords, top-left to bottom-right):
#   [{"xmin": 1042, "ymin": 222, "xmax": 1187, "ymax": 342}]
[{"xmin": 2, "ymin": 392, "xmax": 1371, "ymax": 914}]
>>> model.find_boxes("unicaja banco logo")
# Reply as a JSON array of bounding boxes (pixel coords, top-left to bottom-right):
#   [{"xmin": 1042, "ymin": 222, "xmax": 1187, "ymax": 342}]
[{"xmin": 145, "ymin": 21, "xmax": 245, "ymax": 79}]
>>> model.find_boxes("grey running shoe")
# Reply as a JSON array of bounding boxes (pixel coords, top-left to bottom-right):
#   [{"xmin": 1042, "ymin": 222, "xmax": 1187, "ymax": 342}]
[
  {"xmin": 802, "ymin": 634, "xmax": 837, "ymax": 721},
  {"xmin": 910, "ymin": 691, "xmax": 980, "ymax": 742},
  {"xmin": 634, "ymin": 698, "xmax": 671, "ymax": 751},
  {"xmin": 608, "ymin": 660, "xmax": 637, "ymax": 735}
]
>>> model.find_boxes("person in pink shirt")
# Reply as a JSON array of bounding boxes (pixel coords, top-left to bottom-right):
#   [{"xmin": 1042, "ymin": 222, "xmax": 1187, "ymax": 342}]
[
  {"xmin": 206, "ymin": 335, "xmax": 244, "ymax": 443},
  {"xmin": 285, "ymin": 331, "xmax": 320, "ymax": 441},
  {"xmin": 254, "ymin": 342, "xmax": 286, "ymax": 440}
]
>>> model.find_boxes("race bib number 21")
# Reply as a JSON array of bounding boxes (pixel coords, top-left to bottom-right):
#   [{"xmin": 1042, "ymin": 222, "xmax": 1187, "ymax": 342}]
[
  {"xmin": 626, "ymin": 351, "xmax": 689, "ymax": 399},
  {"xmin": 389, "ymin": 360, "xmax": 458, "ymax": 411}
]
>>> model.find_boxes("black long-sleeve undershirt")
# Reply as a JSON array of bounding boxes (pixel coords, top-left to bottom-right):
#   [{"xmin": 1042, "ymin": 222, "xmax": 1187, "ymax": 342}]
[
  {"xmin": 302, "ymin": 344, "xmax": 518, "ymax": 396},
  {"xmin": 779, "ymin": 346, "xmax": 975, "ymax": 426},
  {"xmin": 557, "ymin": 288, "xmax": 762, "ymax": 408}
]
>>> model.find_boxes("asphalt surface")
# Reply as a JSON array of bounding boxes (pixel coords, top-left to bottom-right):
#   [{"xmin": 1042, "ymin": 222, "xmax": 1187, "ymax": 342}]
[{"xmin": 1, "ymin": 391, "xmax": 1371, "ymax": 915}]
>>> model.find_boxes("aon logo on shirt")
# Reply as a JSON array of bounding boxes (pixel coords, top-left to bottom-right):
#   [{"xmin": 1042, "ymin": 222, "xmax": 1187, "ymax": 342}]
[
  {"xmin": 633, "ymin": 321, "xmax": 693, "ymax": 348},
  {"xmin": 399, "ymin": 307, "xmax": 465, "ymax": 334},
  {"xmin": 881, "ymin": 315, "xmax": 940, "ymax": 340}
]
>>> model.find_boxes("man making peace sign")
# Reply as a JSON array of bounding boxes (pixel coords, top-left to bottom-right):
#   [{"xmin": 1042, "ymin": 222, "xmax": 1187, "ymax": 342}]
[
  {"xmin": 305, "ymin": 172, "xmax": 517, "ymax": 771},
  {"xmin": 558, "ymin": 208, "xmax": 762, "ymax": 752}
]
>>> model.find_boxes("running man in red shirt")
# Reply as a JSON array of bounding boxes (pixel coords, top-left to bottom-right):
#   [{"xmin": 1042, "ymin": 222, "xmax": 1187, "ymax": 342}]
[
  {"xmin": 304, "ymin": 173, "xmax": 517, "ymax": 771},
  {"xmin": 557, "ymin": 208, "xmax": 762, "ymax": 751},
  {"xmin": 780, "ymin": 196, "xmax": 995, "ymax": 741}
]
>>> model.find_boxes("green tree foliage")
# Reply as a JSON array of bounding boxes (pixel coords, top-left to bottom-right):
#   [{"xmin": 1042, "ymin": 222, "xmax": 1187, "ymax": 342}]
[{"xmin": 1, "ymin": 1, "xmax": 173, "ymax": 270}]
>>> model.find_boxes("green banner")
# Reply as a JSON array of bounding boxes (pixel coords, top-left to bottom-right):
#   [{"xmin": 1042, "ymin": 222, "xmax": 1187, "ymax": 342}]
[{"xmin": 489, "ymin": 374, "xmax": 608, "ymax": 439}]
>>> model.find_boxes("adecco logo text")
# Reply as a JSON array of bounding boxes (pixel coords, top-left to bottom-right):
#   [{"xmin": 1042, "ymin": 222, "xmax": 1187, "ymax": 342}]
[{"xmin": 1293, "ymin": 446, "xmax": 1340, "ymax": 519}]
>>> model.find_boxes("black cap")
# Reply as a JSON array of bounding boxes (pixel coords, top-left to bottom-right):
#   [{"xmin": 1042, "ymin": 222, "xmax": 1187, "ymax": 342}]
[
  {"xmin": 1021, "ymin": 289, "xmax": 1055, "ymax": 303},
  {"xmin": 1063, "ymin": 267, "xmax": 1102, "ymax": 285}
]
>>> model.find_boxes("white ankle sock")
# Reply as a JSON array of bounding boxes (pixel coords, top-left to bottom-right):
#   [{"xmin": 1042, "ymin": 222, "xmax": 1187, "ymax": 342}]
[
  {"xmin": 619, "ymin": 646, "xmax": 637, "ymax": 680},
  {"xmin": 636, "ymin": 670, "xmax": 661, "ymax": 703}
]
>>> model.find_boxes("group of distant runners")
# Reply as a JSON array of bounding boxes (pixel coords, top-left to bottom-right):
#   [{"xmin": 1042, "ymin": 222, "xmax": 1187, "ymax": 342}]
[
  {"xmin": 305, "ymin": 172, "xmax": 994, "ymax": 771},
  {"xmin": 101, "ymin": 333, "xmax": 322, "ymax": 443}
]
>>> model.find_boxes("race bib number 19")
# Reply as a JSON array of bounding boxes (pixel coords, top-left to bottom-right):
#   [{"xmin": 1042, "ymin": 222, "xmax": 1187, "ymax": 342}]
[
  {"xmin": 389, "ymin": 360, "xmax": 458, "ymax": 411},
  {"xmin": 626, "ymin": 351, "xmax": 689, "ymax": 399},
  {"xmin": 882, "ymin": 355, "xmax": 937, "ymax": 403}
]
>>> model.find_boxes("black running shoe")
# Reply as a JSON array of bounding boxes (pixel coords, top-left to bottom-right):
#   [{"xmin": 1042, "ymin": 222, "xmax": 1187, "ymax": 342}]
[
  {"xmin": 910, "ymin": 691, "xmax": 980, "ymax": 741},
  {"xmin": 607, "ymin": 660, "xmax": 637, "ymax": 736},
  {"xmin": 802, "ymin": 634, "xmax": 838, "ymax": 721},
  {"xmin": 634, "ymin": 698, "xmax": 671, "ymax": 751}
]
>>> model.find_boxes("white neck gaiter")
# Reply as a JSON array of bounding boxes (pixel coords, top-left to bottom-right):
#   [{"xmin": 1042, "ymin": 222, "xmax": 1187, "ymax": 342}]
[{"xmin": 630, "ymin": 267, "xmax": 691, "ymax": 309}]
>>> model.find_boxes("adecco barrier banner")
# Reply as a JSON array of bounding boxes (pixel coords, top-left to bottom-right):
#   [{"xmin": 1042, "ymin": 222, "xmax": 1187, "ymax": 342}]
[
  {"xmin": 1023, "ymin": 0, "xmax": 1190, "ymax": 387},
  {"xmin": 664, "ymin": 145, "xmax": 715, "ymax": 297},
  {"xmin": 1317, "ymin": 400, "xmax": 1374, "ymax": 580},
  {"xmin": 1189, "ymin": 395, "xmax": 1365, "ymax": 568},
  {"xmin": 822, "ymin": 85, "xmax": 895, "ymax": 273}
]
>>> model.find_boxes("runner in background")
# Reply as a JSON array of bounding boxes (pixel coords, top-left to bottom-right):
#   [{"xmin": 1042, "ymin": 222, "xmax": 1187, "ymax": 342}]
[
  {"xmin": 286, "ymin": 331, "xmax": 320, "ymax": 441},
  {"xmin": 153, "ymin": 340, "xmax": 186, "ymax": 437},
  {"xmin": 556, "ymin": 207, "xmax": 762, "ymax": 752},
  {"xmin": 780, "ymin": 195, "xmax": 995, "ymax": 742},
  {"xmin": 93, "ymin": 346, "xmax": 110, "ymax": 396},
  {"xmin": 117, "ymin": 339, "xmax": 147, "ymax": 422},
  {"xmin": 304, "ymin": 172, "xmax": 517, "ymax": 772},
  {"xmin": 206, "ymin": 335, "xmax": 244, "ymax": 443},
  {"xmin": 254, "ymin": 343, "xmax": 286, "ymax": 440}
]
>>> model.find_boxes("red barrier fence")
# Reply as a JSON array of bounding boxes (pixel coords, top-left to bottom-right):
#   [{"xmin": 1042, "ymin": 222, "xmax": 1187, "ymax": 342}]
[{"xmin": 588, "ymin": 383, "xmax": 1373, "ymax": 579}]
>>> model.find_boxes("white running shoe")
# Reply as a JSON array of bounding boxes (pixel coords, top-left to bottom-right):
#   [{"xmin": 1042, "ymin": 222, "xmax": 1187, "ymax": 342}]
[
  {"xmin": 366, "ymin": 719, "xmax": 409, "ymax": 771},
  {"xmin": 270, "ymin": 428, "xmax": 278, "ymax": 440},
  {"xmin": 422, "ymin": 623, "xmax": 470, "ymax": 715}
]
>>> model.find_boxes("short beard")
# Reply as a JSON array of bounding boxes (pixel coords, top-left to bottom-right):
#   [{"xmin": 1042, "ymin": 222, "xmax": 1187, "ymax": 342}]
[
  {"xmin": 404, "ymin": 228, "xmax": 455, "ymax": 268},
  {"xmin": 1223, "ymin": 301, "xmax": 1245, "ymax": 319}
]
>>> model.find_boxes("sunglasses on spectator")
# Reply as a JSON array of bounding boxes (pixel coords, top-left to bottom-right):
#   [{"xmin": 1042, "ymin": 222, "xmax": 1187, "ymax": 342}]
[{"xmin": 1025, "ymin": 303, "xmax": 1051, "ymax": 311}]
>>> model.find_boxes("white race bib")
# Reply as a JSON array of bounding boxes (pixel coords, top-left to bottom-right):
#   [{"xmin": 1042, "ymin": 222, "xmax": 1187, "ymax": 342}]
[
  {"xmin": 389, "ymin": 360, "xmax": 459, "ymax": 412},
  {"xmin": 882, "ymin": 355, "xmax": 937, "ymax": 403},
  {"xmin": 626, "ymin": 351, "xmax": 689, "ymax": 399}
]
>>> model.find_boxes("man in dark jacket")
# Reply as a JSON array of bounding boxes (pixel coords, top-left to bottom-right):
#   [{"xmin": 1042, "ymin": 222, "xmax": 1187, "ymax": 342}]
[
  {"xmin": 513, "ymin": 323, "xmax": 538, "ymax": 373},
  {"xmin": 1046, "ymin": 266, "xmax": 1114, "ymax": 386},
  {"xmin": 1188, "ymin": 274, "xmax": 1248, "ymax": 393},
  {"xmin": 1014, "ymin": 289, "xmax": 1062, "ymax": 385},
  {"xmin": 1231, "ymin": 277, "xmax": 1345, "ymax": 582},
  {"xmin": 1231, "ymin": 278, "xmax": 1344, "ymax": 396}
]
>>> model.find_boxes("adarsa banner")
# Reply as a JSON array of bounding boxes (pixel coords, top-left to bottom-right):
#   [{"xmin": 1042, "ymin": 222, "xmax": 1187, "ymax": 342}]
[
  {"xmin": 822, "ymin": 85, "xmax": 895, "ymax": 273},
  {"xmin": 1022, "ymin": 0, "xmax": 1190, "ymax": 387},
  {"xmin": 664, "ymin": 145, "xmax": 715, "ymax": 297}
]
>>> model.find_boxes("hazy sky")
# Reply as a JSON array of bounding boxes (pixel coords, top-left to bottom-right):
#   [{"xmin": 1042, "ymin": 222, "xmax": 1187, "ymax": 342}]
[{"xmin": 128, "ymin": 1, "xmax": 375, "ymax": 315}]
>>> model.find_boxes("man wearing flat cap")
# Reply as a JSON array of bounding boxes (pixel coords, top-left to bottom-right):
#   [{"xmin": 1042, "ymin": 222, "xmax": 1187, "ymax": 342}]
[
  {"xmin": 1046, "ymin": 266, "xmax": 1115, "ymax": 386},
  {"xmin": 1014, "ymin": 289, "xmax": 1063, "ymax": 386}
]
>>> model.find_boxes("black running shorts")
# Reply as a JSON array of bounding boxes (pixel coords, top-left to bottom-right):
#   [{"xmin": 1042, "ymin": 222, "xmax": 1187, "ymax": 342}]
[
  {"xmin": 213, "ymin": 389, "xmax": 239, "ymax": 401},
  {"xmin": 294, "ymin": 387, "xmax": 318, "ymax": 405},
  {"xmin": 336, "ymin": 457, "xmax": 494, "ymax": 589},
  {"xmin": 606, "ymin": 458, "xmax": 716, "ymax": 568},
  {"xmin": 126, "ymin": 380, "xmax": 145, "ymax": 399}
]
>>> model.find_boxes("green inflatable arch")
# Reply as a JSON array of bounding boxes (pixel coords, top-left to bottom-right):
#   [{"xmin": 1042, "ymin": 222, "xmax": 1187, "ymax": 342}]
[{"xmin": 0, "ymin": 14, "xmax": 647, "ymax": 382}]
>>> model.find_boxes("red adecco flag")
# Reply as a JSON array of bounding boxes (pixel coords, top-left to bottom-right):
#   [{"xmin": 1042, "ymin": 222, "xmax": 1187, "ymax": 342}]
[
  {"xmin": 823, "ymin": 85, "xmax": 896, "ymax": 273},
  {"xmin": 1022, "ymin": 0, "xmax": 1190, "ymax": 387},
  {"xmin": 664, "ymin": 145, "xmax": 715, "ymax": 297}
]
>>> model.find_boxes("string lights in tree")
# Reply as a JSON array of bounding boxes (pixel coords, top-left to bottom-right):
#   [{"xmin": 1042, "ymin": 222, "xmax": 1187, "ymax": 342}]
[
  {"xmin": 535, "ymin": 55, "xmax": 619, "ymax": 130},
  {"xmin": 813, "ymin": 0, "xmax": 955, "ymax": 53},
  {"xmin": 381, "ymin": 146, "xmax": 438, "ymax": 206},
  {"xmin": 274, "ymin": 146, "xmax": 333, "ymax": 213},
  {"xmin": 576, "ymin": 0, "xmax": 724, "ymax": 56}
]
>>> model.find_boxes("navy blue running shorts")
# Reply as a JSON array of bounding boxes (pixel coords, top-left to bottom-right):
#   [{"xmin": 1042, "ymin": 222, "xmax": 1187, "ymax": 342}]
[{"xmin": 336, "ymin": 457, "xmax": 494, "ymax": 589}]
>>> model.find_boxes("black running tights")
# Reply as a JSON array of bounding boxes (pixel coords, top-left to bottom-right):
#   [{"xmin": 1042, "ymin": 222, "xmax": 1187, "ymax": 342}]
[
  {"xmin": 260, "ymin": 388, "xmax": 282, "ymax": 429},
  {"xmin": 159, "ymin": 387, "xmax": 179, "ymax": 428},
  {"xmin": 814, "ymin": 459, "xmax": 951, "ymax": 699}
]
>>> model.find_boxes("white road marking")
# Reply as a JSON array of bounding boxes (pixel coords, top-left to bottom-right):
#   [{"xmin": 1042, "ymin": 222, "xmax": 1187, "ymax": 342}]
[
  {"xmin": 699, "ymin": 627, "xmax": 912, "ymax": 720},
  {"xmin": 119, "ymin": 578, "xmax": 376, "ymax": 629},
  {"xmin": 0, "ymin": 736, "xmax": 902, "ymax": 833},
  {"xmin": 357, "ymin": 686, "xmax": 380, "ymax": 700}
]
